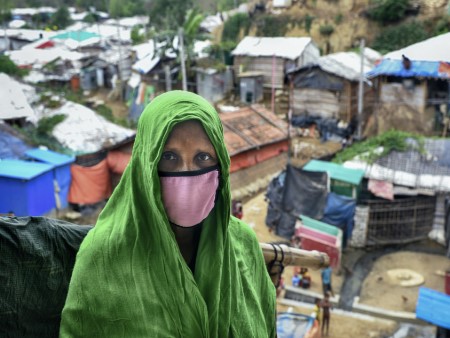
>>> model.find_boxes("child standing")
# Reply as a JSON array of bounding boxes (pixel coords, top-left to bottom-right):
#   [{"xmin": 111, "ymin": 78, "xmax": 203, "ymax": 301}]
[{"xmin": 321, "ymin": 292, "xmax": 333, "ymax": 337}]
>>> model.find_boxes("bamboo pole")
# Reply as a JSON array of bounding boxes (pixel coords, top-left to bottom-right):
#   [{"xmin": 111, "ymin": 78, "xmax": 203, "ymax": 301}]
[
  {"xmin": 260, "ymin": 243, "xmax": 330, "ymax": 287},
  {"xmin": 260, "ymin": 243, "xmax": 329, "ymax": 269}
]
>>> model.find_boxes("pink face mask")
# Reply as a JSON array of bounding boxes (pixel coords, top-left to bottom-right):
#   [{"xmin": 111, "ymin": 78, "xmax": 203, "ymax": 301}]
[{"xmin": 159, "ymin": 166, "xmax": 220, "ymax": 227}]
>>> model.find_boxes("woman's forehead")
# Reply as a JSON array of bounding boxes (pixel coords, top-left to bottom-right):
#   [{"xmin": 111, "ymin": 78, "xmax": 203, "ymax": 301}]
[{"xmin": 165, "ymin": 120, "xmax": 213, "ymax": 147}]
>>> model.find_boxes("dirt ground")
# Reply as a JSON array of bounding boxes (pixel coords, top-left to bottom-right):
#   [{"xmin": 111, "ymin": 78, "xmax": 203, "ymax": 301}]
[
  {"xmin": 242, "ymin": 191, "xmax": 450, "ymax": 338},
  {"xmin": 360, "ymin": 251, "xmax": 449, "ymax": 313}
]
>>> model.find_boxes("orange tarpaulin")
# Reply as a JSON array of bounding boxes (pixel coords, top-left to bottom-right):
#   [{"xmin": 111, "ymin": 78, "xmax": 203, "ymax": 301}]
[
  {"xmin": 107, "ymin": 151, "xmax": 131, "ymax": 174},
  {"xmin": 68, "ymin": 159, "xmax": 112, "ymax": 205}
]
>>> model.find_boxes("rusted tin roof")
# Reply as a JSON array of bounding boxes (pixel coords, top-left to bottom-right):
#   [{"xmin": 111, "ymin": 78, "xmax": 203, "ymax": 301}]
[{"xmin": 219, "ymin": 104, "xmax": 288, "ymax": 156}]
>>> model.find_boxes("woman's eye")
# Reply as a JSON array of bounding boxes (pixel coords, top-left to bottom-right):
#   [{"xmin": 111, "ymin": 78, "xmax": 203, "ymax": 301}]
[
  {"xmin": 161, "ymin": 152, "xmax": 177, "ymax": 161},
  {"xmin": 197, "ymin": 153, "xmax": 213, "ymax": 162}
]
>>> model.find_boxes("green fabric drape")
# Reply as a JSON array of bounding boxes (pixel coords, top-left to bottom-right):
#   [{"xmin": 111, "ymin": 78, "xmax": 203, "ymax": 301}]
[{"xmin": 60, "ymin": 91, "xmax": 276, "ymax": 337}]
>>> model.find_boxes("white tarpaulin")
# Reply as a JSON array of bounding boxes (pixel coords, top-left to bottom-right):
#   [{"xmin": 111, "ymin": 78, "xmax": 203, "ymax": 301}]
[
  {"xmin": 231, "ymin": 36, "xmax": 312, "ymax": 61},
  {"xmin": 7, "ymin": 48, "xmax": 84, "ymax": 67},
  {"xmin": 39, "ymin": 101, "xmax": 135, "ymax": 154},
  {"xmin": 0, "ymin": 74, "xmax": 36, "ymax": 121}
]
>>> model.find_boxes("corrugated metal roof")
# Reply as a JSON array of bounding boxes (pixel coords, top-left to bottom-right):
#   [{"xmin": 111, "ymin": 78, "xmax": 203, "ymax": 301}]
[
  {"xmin": 366, "ymin": 59, "xmax": 450, "ymax": 79},
  {"xmin": 132, "ymin": 55, "xmax": 161, "ymax": 74},
  {"xmin": 51, "ymin": 31, "xmax": 99, "ymax": 42},
  {"xmin": 384, "ymin": 32, "xmax": 450, "ymax": 62},
  {"xmin": 25, "ymin": 148, "xmax": 74, "ymax": 166},
  {"xmin": 0, "ymin": 159, "xmax": 54, "ymax": 180},
  {"xmin": 6, "ymin": 47, "xmax": 84, "ymax": 67},
  {"xmin": 3, "ymin": 28, "xmax": 54, "ymax": 42},
  {"xmin": 376, "ymin": 139, "xmax": 450, "ymax": 176},
  {"xmin": 303, "ymin": 159, "xmax": 364, "ymax": 185},
  {"xmin": 416, "ymin": 287, "xmax": 450, "ymax": 329},
  {"xmin": 315, "ymin": 51, "xmax": 378, "ymax": 81},
  {"xmin": 231, "ymin": 36, "xmax": 312, "ymax": 60},
  {"xmin": 219, "ymin": 104, "xmax": 288, "ymax": 156},
  {"xmin": 343, "ymin": 138, "xmax": 450, "ymax": 192}
]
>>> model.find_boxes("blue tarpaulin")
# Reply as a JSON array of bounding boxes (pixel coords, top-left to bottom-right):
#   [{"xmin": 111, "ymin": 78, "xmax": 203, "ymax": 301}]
[
  {"xmin": 0, "ymin": 126, "xmax": 31, "ymax": 160},
  {"xmin": 416, "ymin": 287, "xmax": 450, "ymax": 329},
  {"xmin": 320, "ymin": 192, "xmax": 356, "ymax": 247},
  {"xmin": 367, "ymin": 59, "xmax": 450, "ymax": 79}
]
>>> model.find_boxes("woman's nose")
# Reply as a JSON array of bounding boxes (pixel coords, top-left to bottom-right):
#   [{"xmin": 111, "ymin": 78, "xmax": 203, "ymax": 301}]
[{"xmin": 178, "ymin": 159, "xmax": 197, "ymax": 172}]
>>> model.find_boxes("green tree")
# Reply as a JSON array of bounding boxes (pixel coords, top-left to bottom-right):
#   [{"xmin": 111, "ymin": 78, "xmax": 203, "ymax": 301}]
[
  {"xmin": 149, "ymin": 0, "xmax": 193, "ymax": 31},
  {"xmin": 50, "ymin": 6, "xmax": 72, "ymax": 29},
  {"xmin": 108, "ymin": 0, "xmax": 124, "ymax": 18},
  {"xmin": 183, "ymin": 9, "xmax": 205, "ymax": 46},
  {"xmin": 0, "ymin": 0, "xmax": 12, "ymax": 42}
]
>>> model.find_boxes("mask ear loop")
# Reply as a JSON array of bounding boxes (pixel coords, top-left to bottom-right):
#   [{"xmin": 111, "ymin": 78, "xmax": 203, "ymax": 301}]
[{"xmin": 267, "ymin": 243, "xmax": 285, "ymax": 288}]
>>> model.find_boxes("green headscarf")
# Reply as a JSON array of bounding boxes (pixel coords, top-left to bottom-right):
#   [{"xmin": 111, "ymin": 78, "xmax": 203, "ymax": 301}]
[{"xmin": 60, "ymin": 91, "xmax": 276, "ymax": 337}]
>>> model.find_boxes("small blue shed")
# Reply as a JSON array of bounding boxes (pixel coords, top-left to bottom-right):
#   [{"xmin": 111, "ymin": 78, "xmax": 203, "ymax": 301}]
[
  {"xmin": 25, "ymin": 148, "xmax": 75, "ymax": 209},
  {"xmin": 416, "ymin": 287, "xmax": 450, "ymax": 330},
  {"xmin": 0, "ymin": 159, "xmax": 56, "ymax": 216}
]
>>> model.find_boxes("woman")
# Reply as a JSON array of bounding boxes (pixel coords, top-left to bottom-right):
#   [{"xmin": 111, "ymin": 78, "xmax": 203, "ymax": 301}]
[{"xmin": 60, "ymin": 91, "xmax": 276, "ymax": 337}]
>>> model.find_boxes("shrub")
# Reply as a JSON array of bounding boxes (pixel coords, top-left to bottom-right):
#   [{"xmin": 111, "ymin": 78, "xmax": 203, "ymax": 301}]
[
  {"xmin": 319, "ymin": 24, "xmax": 334, "ymax": 36},
  {"xmin": 433, "ymin": 17, "xmax": 450, "ymax": 35},
  {"xmin": 367, "ymin": 0, "xmax": 410, "ymax": 24},
  {"xmin": 372, "ymin": 21, "xmax": 428, "ymax": 54},
  {"xmin": 221, "ymin": 13, "xmax": 250, "ymax": 42},
  {"xmin": 131, "ymin": 25, "xmax": 146, "ymax": 45},
  {"xmin": 0, "ymin": 55, "xmax": 28, "ymax": 77},
  {"xmin": 304, "ymin": 14, "xmax": 315, "ymax": 33},
  {"xmin": 255, "ymin": 14, "xmax": 292, "ymax": 37},
  {"xmin": 333, "ymin": 129, "xmax": 424, "ymax": 164},
  {"xmin": 36, "ymin": 114, "xmax": 66, "ymax": 135}
]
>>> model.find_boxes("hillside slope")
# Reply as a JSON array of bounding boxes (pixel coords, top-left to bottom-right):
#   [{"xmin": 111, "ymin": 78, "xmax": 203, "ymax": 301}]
[{"xmin": 214, "ymin": 0, "xmax": 449, "ymax": 53}]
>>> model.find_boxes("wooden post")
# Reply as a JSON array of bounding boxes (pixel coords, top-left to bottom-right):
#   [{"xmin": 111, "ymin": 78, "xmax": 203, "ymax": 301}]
[{"xmin": 357, "ymin": 38, "xmax": 365, "ymax": 139}]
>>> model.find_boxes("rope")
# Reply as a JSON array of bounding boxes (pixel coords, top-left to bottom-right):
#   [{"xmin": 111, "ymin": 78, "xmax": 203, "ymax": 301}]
[{"xmin": 267, "ymin": 244, "xmax": 285, "ymax": 288}]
